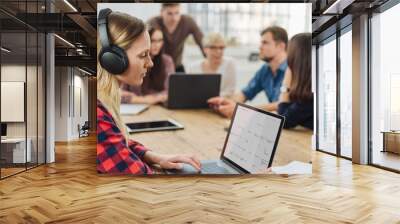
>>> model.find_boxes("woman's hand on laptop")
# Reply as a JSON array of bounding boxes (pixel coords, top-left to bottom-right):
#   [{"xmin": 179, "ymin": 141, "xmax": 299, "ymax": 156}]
[
  {"xmin": 144, "ymin": 151, "xmax": 201, "ymax": 171},
  {"xmin": 158, "ymin": 154, "xmax": 202, "ymax": 171}
]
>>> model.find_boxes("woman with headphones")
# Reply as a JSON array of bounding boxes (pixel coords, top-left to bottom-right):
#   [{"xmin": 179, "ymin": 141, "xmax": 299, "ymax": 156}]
[{"xmin": 97, "ymin": 9, "xmax": 201, "ymax": 174}]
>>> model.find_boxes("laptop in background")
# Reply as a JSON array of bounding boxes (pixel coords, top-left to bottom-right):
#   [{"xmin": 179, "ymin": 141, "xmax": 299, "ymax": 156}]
[
  {"xmin": 120, "ymin": 104, "xmax": 149, "ymax": 115},
  {"xmin": 165, "ymin": 74, "xmax": 221, "ymax": 109},
  {"xmin": 166, "ymin": 103, "xmax": 285, "ymax": 174}
]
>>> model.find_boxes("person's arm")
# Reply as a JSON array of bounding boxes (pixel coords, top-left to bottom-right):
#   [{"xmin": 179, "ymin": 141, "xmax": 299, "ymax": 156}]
[
  {"xmin": 241, "ymin": 66, "xmax": 265, "ymax": 102},
  {"xmin": 207, "ymin": 90, "xmax": 245, "ymax": 118},
  {"xmin": 231, "ymin": 92, "xmax": 246, "ymax": 103},
  {"xmin": 120, "ymin": 84, "xmax": 139, "ymax": 104},
  {"xmin": 277, "ymin": 103, "xmax": 300, "ymax": 129},
  {"xmin": 278, "ymin": 69, "xmax": 292, "ymax": 103},
  {"xmin": 256, "ymin": 68, "xmax": 293, "ymax": 112},
  {"xmin": 257, "ymin": 102, "xmax": 279, "ymax": 112},
  {"xmin": 97, "ymin": 108, "xmax": 153, "ymax": 174},
  {"xmin": 121, "ymin": 89, "xmax": 163, "ymax": 105},
  {"xmin": 120, "ymin": 80, "xmax": 167, "ymax": 104},
  {"xmin": 120, "ymin": 89, "xmax": 136, "ymax": 104},
  {"xmin": 188, "ymin": 16, "xmax": 205, "ymax": 57},
  {"xmin": 277, "ymin": 101, "xmax": 313, "ymax": 129},
  {"xmin": 142, "ymin": 151, "xmax": 201, "ymax": 171}
]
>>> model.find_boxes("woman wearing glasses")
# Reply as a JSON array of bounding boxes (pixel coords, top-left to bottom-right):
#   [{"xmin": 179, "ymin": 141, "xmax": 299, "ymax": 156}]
[
  {"xmin": 120, "ymin": 26, "xmax": 175, "ymax": 105},
  {"xmin": 188, "ymin": 33, "xmax": 237, "ymax": 98}
]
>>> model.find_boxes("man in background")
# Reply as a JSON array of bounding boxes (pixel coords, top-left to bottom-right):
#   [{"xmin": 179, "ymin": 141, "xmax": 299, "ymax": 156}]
[
  {"xmin": 208, "ymin": 26, "xmax": 288, "ymax": 118},
  {"xmin": 148, "ymin": 3, "xmax": 205, "ymax": 72}
]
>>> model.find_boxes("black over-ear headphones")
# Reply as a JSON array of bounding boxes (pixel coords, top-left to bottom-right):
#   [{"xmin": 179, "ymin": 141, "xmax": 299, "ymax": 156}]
[{"xmin": 98, "ymin": 8, "xmax": 129, "ymax": 75}]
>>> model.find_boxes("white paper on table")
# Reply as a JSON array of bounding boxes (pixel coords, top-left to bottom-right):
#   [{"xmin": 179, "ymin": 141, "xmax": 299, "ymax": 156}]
[
  {"xmin": 271, "ymin": 161, "xmax": 312, "ymax": 175},
  {"xmin": 120, "ymin": 104, "xmax": 149, "ymax": 115}
]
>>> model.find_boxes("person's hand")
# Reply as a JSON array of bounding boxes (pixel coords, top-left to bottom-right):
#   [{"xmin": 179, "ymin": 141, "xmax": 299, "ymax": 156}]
[
  {"xmin": 207, "ymin": 97, "xmax": 236, "ymax": 118},
  {"xmin": 255, "ymin": 167, "xmax": 273, "ymax": 174},
  {"xmin": 158, "ymin": 155, "xmax": 201, "ymax": 171},
  {"xmin": 207, "ymin": 96, "xmax": 224, "ymax": 110},
  {"xmin": 153, "ymin": 94, "xmax": 167, "ymax": 104},
  {"xmin": 146, "ymin": 96, "xmax": 159, "ymax": 105},
  {"xmin": 217, "ymin": 100, "xmax": 236, "ymax": 118},
  {"xmin": 146, "ymin": 94, "xmax": 166, "ymax": 105},
  {"xmin": 157, "ymin": 94, "xmax": 167, "ymax": 103}
]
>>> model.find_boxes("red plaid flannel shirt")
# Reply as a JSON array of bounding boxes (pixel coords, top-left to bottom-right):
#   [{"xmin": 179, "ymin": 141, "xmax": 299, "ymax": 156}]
[{"xmin": 97, "ymin": 100, "xmax": 153, "ymax": 174}]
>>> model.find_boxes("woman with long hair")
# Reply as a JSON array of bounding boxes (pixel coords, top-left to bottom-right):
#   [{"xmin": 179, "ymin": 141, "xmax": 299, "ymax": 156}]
[
  {"xmin": 120, "ymin": 26, "xmax": 174, "ymax": 105},
  {"xmin": 277, "ymin": 33, "xmax": 313, "ymax": 130},
  {"xmin": 97, "ymin": 10, "xmax": 200, "ymax": 174}
]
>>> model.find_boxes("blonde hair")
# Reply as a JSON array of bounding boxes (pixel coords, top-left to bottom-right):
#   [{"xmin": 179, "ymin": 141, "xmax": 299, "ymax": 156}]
[
  {"xmin": 202, "ymin": 32, "xmax": 225, "ymax": 47},
  {"xmin": 97, "ymin": 11, "xmax": 145, "ymax": 142}
]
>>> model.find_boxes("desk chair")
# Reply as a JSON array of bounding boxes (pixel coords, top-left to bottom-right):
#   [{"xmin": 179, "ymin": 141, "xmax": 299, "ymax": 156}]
[{"xmin": 78, "ymin": 121, "xmax": 90, "ymax": 138}]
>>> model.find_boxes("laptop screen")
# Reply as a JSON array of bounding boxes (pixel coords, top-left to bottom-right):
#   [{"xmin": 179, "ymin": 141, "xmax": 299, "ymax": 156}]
[
  {"xmin": 167, "ymin": 74, "xmax": 221, "ymax": 109},
  {"xmin": 221, "ymin": 103, "xmax": 284, "ymax": 173}
]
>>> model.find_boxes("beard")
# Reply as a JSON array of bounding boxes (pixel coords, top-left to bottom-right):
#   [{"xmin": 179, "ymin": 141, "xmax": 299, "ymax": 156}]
[{"xmin": 261, "ymin": 56, "xmax": 273, "ymax": 63}]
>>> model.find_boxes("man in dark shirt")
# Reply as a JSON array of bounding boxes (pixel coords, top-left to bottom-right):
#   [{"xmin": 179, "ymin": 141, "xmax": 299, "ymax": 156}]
[
  {"xmin": 208, "ymin": 26, "xmax": 288, "ymax": 118},
  {"xmin": 148, "ymin": 3, "xmax": 205, "ymax": 72}
]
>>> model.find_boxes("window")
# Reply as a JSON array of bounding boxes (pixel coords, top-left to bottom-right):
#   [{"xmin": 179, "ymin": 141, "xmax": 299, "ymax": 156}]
[
  {"xmin": 370, "ymin": 2, "xmax": 400, "ymax": 171},
  {"xmin": 317, "ymin": 36, "xmax": 337, "ymax": 154},
  {"xmin": 339, "ymin": 28, "xmax": 352, "ymax": 158},
  {"xmin": 1, "ymin": 30, "xmax": 28, "ymax": 177},
  {"xmin": 0, "ymin": 0, "xmax": 46, "ymax": 179}
]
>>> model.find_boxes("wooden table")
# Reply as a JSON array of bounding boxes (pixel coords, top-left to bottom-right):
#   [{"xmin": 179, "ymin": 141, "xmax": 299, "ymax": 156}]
[{"xmin": 122, "ymin": 106, "xmax": 312, "ymax": 169}]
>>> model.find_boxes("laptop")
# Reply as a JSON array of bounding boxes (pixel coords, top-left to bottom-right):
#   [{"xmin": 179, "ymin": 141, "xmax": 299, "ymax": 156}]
[
  {"xmin": 120, "ymin": 104, "xmax": 149, "ymax": 115},
  {"xmin": 166, "ymin": 103, "xmax": 285, "ymax": 174},
  {"xmin": 165, "ymin": 73, "xmax": 221, "ymax": 109}
]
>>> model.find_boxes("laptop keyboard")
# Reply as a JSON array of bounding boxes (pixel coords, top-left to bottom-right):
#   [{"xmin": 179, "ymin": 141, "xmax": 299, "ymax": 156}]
[{"xmin": 201, "ymin": 162, "xmax": 231, "ymax": 174}]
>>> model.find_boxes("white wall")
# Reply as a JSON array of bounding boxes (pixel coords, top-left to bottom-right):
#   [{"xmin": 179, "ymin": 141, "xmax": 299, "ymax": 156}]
[
  {"xmin": 1, "ymin": 63, "xmax": 46, "ymax": 164},
  {"xmin": 54, "ymin": 66, "xmax": 69, "ymax": 141},
  {"xmin": 71, "ymin": 73, "xmax": 89, "ymax": 138},
  {"xmin": 1, "ymin": 65, "xmax": 26, "ymax": 81},
  {"xmin": 54, "ymin": 67, "xmax": 89, "ymax": 141},
  {"xmin": 1, "ymin": 65, "xmax": 26, "ymax": 139}
]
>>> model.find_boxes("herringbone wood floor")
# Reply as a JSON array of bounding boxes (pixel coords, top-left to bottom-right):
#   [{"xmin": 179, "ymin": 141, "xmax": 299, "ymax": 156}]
[
  {"xmin": 1, "ymin": 106, "xmax": 400, "ymax": 223},
  {"xmin": 0, "ymin": 134, "xmax": 399, "ymax": 223}
]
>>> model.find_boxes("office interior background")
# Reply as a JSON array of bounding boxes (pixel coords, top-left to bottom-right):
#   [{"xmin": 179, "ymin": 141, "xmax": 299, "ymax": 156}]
[
  {"xmin": 0, "ymin": 0, "xmax": 399, "ymax": 177},
  {"xmin": 0, "ymin": 0, "xmax": 396, "ymax": 180},
  {"xmin": 0, "ymin": 0, "xmax": 399, "ymax": 222},
  {"xmin": 0, "ymin": 0, "xmax": 97, "ymax": 179},
  {"xmin": 1, "ymin": 1, "xmax": 398, "ymax": 179},
  {"xmin": 313, "ymin": 0, "xmax": 400, "ymax": 172}
]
